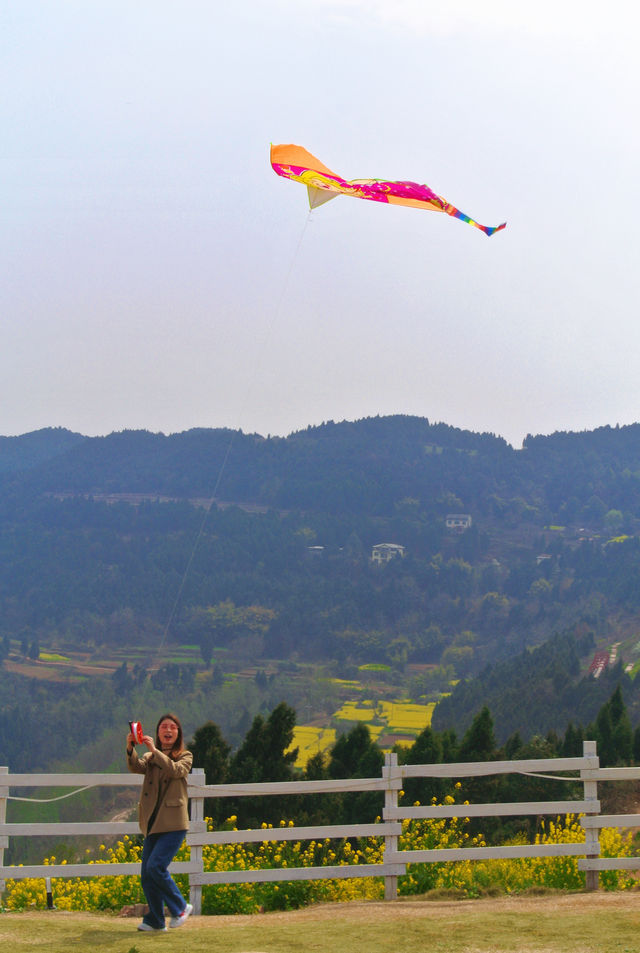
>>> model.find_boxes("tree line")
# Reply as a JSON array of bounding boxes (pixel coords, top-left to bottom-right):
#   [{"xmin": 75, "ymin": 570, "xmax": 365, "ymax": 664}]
[
  {"xmin": 189, "ymin": 685, "xmax": 637, "ymax": 843},
  {"xmin": 5, "ymin": 417, "xmax": 640, "ymax": 527}
]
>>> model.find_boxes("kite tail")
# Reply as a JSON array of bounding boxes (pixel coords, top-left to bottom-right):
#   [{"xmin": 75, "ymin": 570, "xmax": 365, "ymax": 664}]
[
  {"xmin": 483, "ymin": 221, "xmax": 507, "ymax": 237},
  {"xmin": 443, "ymin": 203, "xmax": 506, "ymax": 237}
]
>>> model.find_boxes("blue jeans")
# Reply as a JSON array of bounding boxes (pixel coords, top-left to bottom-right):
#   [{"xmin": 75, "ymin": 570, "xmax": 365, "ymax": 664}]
[{"xmin": 140, "ymin": 829, "xmax": 187, "ymax": 928}]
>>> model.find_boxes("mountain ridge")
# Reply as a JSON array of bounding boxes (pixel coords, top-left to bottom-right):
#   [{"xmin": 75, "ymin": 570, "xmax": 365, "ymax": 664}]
[{"xmin": 3, "ymin": 414, "xmax": 640, "ymax": 746}]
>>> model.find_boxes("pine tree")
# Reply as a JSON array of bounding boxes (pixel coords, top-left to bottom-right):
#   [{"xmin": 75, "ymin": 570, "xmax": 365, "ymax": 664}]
[
  {"xmin": 609, "ymin": 686, "xmax": 633, "ymax": 764},
  {"xmin": 328, "ymin": 723, "xmax": 384, "ymax": 824},
  {"xmin": 504, "ymin": 732, "xmax": 523, "ymax": 760},
  {"xmin": 561, "ymin": 721, "xmax": 581, "ymax": 757},
  {"xmin": 458, "ymin": 707, "xmax": 496, "ymax": 762},
  {"xmin": 401, "ymin": 725, "xmax": 449, "ymax": 806},
  {"xmin": 457, "ymin": 707, "xmax": 498, "ymax": 821},
  {"xmin": 594, "ymin": 703, "xmax": 614, "ymax": 766},
  {"xmin": 594, "ymin": 687, "xmax": 633, "ymax": 766},
  {"xmin": 228, "ymin": 702, "xmax": 299, "ymax": 827},
  {"xmin": 189, "ymin": 721, "xmax": 231, "ymax": 825}
]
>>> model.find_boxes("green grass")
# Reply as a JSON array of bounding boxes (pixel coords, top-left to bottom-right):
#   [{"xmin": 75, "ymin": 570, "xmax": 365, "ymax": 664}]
[{"xmin": 3, "ymin": 892, "xmax": 640, "ymax": 953}]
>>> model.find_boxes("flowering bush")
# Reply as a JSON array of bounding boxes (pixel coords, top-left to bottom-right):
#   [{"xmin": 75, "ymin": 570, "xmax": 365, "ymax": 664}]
[
  {"xmin": 198, "ymin": 817, "xmax": 385, "ymax": 913},
  {"xmin": 5, "ymin": 837, "xmax": 149, "ymax": 912},
  {"xmin": 4, "ymin": 820, "xmax": 384, "ymax": 913},
  {"xmin": 4, "ymin": 806, "xmax": 636, "ymax": 912},
  {"xmin": 397, "ymin": 812, "xmax": 636, "ymax": 898},
  {"xmin": 397, "ymin": 791, "xmax": 486, "ymax": 895}
]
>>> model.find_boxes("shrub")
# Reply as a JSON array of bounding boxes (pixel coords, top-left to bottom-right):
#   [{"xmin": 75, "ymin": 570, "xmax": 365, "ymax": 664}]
[{"xmin": 4, "ymin": 810, "xmax": 636, "ymax": 912}]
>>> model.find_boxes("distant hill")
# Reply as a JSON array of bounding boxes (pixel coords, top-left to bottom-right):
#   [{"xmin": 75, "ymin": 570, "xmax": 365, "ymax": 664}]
[
  {"xmin": 0, "ymin": 427, "xmax": 85, "ymax": 474},
  {"xmin": 3, "ymin": 415, "xmax": 640, "ymax": 742},
  {"xmin": 4, "ymin": 417, "xmax": 640, "ymax": 528},
  {"xmin": 1, "ymin": 417, "xmax": 511, "ymax": 514}
]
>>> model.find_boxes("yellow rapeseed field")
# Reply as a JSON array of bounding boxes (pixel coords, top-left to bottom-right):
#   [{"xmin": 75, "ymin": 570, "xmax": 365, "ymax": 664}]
[
  {"xmin": 288, "ymin": 699, "xmax": 436, "ymax": 766},
  {"xmin": 289, "ymin": 726, "xmax": 337, "ymax": 768}
]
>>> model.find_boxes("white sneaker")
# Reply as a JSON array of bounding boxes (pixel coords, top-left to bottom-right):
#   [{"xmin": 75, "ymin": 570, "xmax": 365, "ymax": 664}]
[
  {"xmin": 137, "ymin": 921, "xmax": 167, "ymax": 932},
  {"xmin": 169, "ymin": 903, "xmax": 193, "ymax": 928}
]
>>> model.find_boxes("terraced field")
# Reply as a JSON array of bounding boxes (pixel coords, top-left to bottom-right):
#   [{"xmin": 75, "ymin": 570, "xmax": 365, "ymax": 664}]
[{"xmin": 290, "ymin": 698, "xmax": 435, "ymax": 766}]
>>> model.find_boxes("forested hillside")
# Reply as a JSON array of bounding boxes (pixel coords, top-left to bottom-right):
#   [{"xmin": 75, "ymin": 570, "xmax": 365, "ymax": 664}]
[
  {"xmin": 3, "ymin": 415, "xmax": 640, "ymax": 759},
  {"xmin": 0, "ymin": 427, "xmax": 84, "ymax": 474},
  {"xmin": 4, "ymin": 416, "xmax": 640, "ymax": 525},
  {"xmin": 432, "ymin": 626, "xmax": 640, "ymax": 741}
]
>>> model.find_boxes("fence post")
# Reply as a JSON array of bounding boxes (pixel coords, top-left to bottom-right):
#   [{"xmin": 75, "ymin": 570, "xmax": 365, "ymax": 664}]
[
  {"xmin": 383, "ymin": 752, "xmax": 399, "ymax": 901},
  {"xmin": 582, "ymin": 740, "xmax": 599, "ymax": 891},
  {"xmin": 0, "ymin": 767, "xmax": 8, "ymax": 894},
  {"xmin": 189, "ymin": 768, "xmax": 206, "ymax": 915}
]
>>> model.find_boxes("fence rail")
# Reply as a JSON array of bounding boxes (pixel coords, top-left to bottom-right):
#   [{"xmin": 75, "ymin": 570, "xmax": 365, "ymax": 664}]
[{"xmin": 2, "ymin": 740, "xmax": 640, "ymax": 913}]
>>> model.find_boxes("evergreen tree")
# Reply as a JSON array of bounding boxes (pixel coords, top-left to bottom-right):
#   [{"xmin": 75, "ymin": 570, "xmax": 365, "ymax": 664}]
[
  {"xmin": 457, "ymin": 707, "xmax": 496, "ymax": 762},
  {"xmin": 440, "ymin": 729, "xmax": 458, "ymax": 763},
  {"xmin": 594, "ymin": 704, "xmax": 614, "ymax": 766},
  {"xmin": 561, "ymin": 721, "xmax": 584, "ymax": 758},
  {"xmin": 189, "ymin": 721, "xmax": 232, "ymax": 825},
  {"xmin": 504, "ymin": 731, "xmax": 523, "ymax": 760},
  {"xmin": 608, "ymin": 686, "xmax": 632, "ymax": 765},
  {"xmin": 230, "ymin": 702, "xmax": 298, "ymax": 783},
  {"xmin": 328, "ymin": 723, "xmax": 384, "ymax": 824},
  {"xmin": 456, "ymin": 707, "xmax": 499, "ymax": 826},
  {"xmin": 400, "ymin": 725, "xmax": 449, "ymax": 806},
  {"xmin": 329, "ymin": 723, "xmax": 378, "ymax": 779},
  {"xmin": 228, "ymin": 702, "xmax": 298, "ymax": 827},
  {"xmin": 612, "ymin": 714, "xmax": 633, "ymax": 765},
  {"xmin": 295, "ymin": 751, "xmax": 342, "ymax": 826},
  {"xmin": 304, "ymin": 751, "xmax": 328, "ymax": 780},
  {"xmin": 593, "ymin": 687, "xmax": 633, "ymax": 766},
  {"xmin": 609, "ymin": 685, "xmax": 626, "ymax": 725}
]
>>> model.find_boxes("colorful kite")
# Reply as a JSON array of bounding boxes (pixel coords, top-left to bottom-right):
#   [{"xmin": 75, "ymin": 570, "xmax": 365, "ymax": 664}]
[{"xmin": 271, "ymin": 144, "xmax": 506, "ymax": 238}]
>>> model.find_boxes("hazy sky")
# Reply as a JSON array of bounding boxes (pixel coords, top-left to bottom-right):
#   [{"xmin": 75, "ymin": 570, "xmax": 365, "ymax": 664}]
[{"xmin": 2, "ymin": 1, "xmax": 638, "ymax": 447}]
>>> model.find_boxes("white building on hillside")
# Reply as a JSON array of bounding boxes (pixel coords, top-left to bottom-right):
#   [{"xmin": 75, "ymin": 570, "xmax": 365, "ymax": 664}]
[
  {"xmin": 445, "ymin": 514, "xmax": 472, "ymax": 531},
  {"xmin": 371, "ymin": 542, "xmax": 406, "ymax": 564}
]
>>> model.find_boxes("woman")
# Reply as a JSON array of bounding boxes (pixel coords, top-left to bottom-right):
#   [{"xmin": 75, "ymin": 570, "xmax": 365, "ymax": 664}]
[{"xmin": 127, "ymin": 713, "xmax": 194, "ymax": 932}]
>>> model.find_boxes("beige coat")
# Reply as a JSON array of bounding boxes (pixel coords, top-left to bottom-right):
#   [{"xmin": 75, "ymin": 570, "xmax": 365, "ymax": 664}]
[{"xmin": 127, "ymin": 747, "xmax": 193, "ymax": 835}]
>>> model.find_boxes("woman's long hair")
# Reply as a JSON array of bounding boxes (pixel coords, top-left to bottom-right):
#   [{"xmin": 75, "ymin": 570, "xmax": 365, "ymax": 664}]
[{"xmin": 155, "ymin": 713, "xmax": 184, "ymax": 759}]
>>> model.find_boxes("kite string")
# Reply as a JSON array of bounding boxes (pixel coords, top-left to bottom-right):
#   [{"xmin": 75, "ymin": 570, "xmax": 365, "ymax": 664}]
[
  {"xmin": 155, "ymin": 211, "xmax": 313, "ymax": 657},
  {"xmin": 221, "ymin": 209, "xmax": 313, "ymax": 434}
]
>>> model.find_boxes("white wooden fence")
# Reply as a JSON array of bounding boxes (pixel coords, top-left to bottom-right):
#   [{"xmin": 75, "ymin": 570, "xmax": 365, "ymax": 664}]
[{"xmin": 1, "ymin": 740, "xmax": 638, "ymax": 914}]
